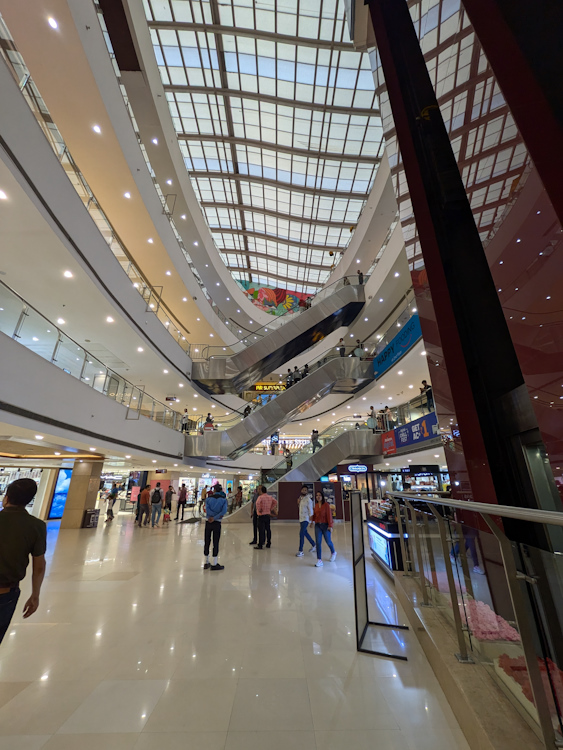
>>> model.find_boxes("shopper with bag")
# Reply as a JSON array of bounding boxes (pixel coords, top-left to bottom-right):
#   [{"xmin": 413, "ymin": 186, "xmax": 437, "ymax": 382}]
[{"xmin": 150, "ymin": 483, "xmax": 163, "ymax": 527}]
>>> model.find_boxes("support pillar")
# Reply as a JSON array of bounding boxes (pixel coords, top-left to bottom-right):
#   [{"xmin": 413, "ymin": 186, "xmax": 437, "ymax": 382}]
[
  {"xmin": 365, "ymin": 0, "xmax": 562, "ymax": 548},
  {"xmin": 60, "ymin": 461, "xmax": 103, "ymax": 529}
]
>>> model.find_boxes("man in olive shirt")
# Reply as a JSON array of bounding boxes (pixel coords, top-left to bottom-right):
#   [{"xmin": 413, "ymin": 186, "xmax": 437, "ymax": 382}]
[{"xmin": 0, "ymin": 478, "xmax": 47, "ymax": 644}]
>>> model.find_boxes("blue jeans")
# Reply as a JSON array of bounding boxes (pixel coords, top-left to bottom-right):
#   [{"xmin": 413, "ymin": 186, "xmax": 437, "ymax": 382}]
[
  {"xmin": 0, "ymin": 588, "xmax": 20, "ymax": 644},
  {"xmin": 151, "ymin": 503, "xmax": 162, "ymax": 526},
  {"xmin": 299, "ymin": 521, "xmax": 315, "ymax": 552},
  {"xmin": 315, "ymin": 523, "xmax": 335, "ymax": 559}
]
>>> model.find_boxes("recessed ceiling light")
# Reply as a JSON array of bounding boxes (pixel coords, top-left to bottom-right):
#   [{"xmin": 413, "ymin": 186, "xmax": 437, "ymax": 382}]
[
  {"xmin": 152, "ymin": 137, "xmax": 158, "ymax": 145},
  {"xmin": 216, "ymin": 282, "xmax": 220, "ymax": 286},
  {"xmin": 516, "ymin": 238, "xmax": 521, "ymax": 243},
  {"xmin": 166, "ymin": 271, "xmax": 171, "ymax": 276},
  {"xmin": 125, "ymin": 455, "xmax": 131, "ymax": 459},
  {"xmin": 0, "ymin": 190, "xmax": 7, "ymax": 200},
  {"xmin": 148, "ymin": 238, "xmax": 154, "ymax": 244},
  {"xmin": 210, "ymin": 333, "xmax": 214, "ymax": 337},
  {"xmin": 63, "ymin": 270, "xmax": 73, "ymax": 278},
  {"xmin": 182, "ymin": 297, "xmax": 188, "ymax": 302},
  {"xmin": 179, "ymin": 383, "xmax": 184, "ymax": 387},
  {"xmin": 226, "ymin": 297, "xmax": 230, "ymax": 301},
  {"xmin": 92, "ymin": 125, "xmax": 102, "ymax": 134},
  {"xmin": 137, "ymin": 347, "xmax": 143, "ymax": 352},
  {"xmin": 124, "ymin": 192, "xmax": 131, "ymax": 199},
  {"xmin": 546, "ymin": 296, "xmax": 551, "ymax": 300},
  {"xmin": 35, "ymin": 435, "xmax": 44, "ymax": 440},
  {"xmin": 194, "ymin": 241, "xmax": 199, "ymax": 246},
  {"xmin": 48, "ymin": 17, "xmax": 58, "ymax": 29},
  {"xmin": 379, "ymin": 298, "xmax": 383, "ymax": 303},
  {"xmin": 434, "ymin": 454, "xmax": 439, "ymax": 458},
  {"xmin": 54, "ymin": 452, "xmax": 61, "ymax": 456},
  {"xmin": 152, "ymin": 460, "xmax": 157, "ymax": 463},
  {"xmin": 166, "ymin": 179, "xmax": 172, "ymax": 185},
  {"xmin": 380, "ymin": 385, "xmax": 385, "ymax": 389},
  {"xmin": 408, "ymin": 384, "xmax": 413, "ymax": 389},
  {"xmin": 32, "ymin": 337, "xmax": 39, "ymax": 342},
  {"xmin": 163, "ymin": 369, "xmax": 168, "ymax": 374},
  {"xmin": 89, "ymin": 447, "xmax": 96, "ymax": 452},
  {"xmin": 106, "ymin": 316, "xmax": 114, "ymax": 323},
  {"xmin": 57, "ymin": 318, "xmax": 65, "ymax": 325},
  {"xmin": 394, "ymin": 272, "xmax": 399, "ymax": 277},
  {"xmin": 181, "ymin": 214, "xmax": 186, "ymax": 220},
  {"xmin": 421, "ymin": 351, "xmax": 426, "ymax": 355}
]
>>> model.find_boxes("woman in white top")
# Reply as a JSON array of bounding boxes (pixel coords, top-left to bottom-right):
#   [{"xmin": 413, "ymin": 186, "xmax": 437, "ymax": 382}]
[{"xmin": 296, "ymin": 486, "xmax": 316, "ymax": 557}]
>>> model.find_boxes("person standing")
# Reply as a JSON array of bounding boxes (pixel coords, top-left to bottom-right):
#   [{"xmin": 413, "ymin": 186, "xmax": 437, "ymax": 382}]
[
  {"xmin": 312, "ymin": 490, "xmax": 336, "ymax": 567},
  {"xmin": 354, "ymin": 339, "xmax": 363, "ymax": 357},
  {"xmin": 284, "ymin": 447, "xmax": 293, "ymax": 472},
  {"xmin": 342, "ymin": 275, "xmax": 350, "ymax": 286},
  {"xmin": 311, "ymin": 429, "xmax": 321, "ymax": 454},
  {"xmin": 150, "ymin": 483, "xmax": 163, "ymax": 527},
  {"xmin": 293, "ymin": 366, "xmax": 301, "ymax": 384},
  {"xmin": 248, "ymin": 486, "xmax": 259, "ymax": 545},
  {"xmin": 226, "ymin": 487, "xmax": 235, "ymax": 514},
  {"xmin": 420, "ymin": 379, "xmax": 434, "ymax": 412},
  {"xmin": 337, "ymin": 338, "xmax": 346, "ymax": 357},
  {"xmin": 203, "ymin": 484, "xmax": 227, "ymax": 571},
  {"xmin": 302, "ymin": 363, "xmax": 309, "ymax": 377},
  {"xmin": 286, "ymin": 369, "xmax": 293, "ymax": 389},
  {"xmin": 138, "ymin": 484, "xmax": 150, "ymax": 526},
  {"xmin": 181, "ymin": 409, "xmax": 190, "ymax": 433},
  {"xmin": 165, "ymin": 485, "xmax": 175, "ymax": 513},
  {"xmin": 254, "ymin": 486, "xmax": 278, "ymax": 550},
  {"xmin": 0, "ymin": 479, "xmax": 46, "ymax": 643},
  {"xmin": 357, "ymin": 269, "xmax": 364, "ymax": 285},
  {"xmin": 176, "ymin": 483, "xmax": 187, "ymax": 521},
  {"xmin": 296, "ymin": 486, "xmax": 315, "ymax": 557}
]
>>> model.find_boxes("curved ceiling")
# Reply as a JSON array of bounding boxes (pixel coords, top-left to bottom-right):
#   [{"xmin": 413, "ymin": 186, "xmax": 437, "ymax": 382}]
[{"xmin": 139, "ymin": 0, "xmax": 385, "ymax": 294}]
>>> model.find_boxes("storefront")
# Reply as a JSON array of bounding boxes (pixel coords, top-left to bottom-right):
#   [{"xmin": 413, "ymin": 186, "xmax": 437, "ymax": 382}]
[{"xmin": 0, "ymin": 467, "xmax": 43, "ymax": 510}]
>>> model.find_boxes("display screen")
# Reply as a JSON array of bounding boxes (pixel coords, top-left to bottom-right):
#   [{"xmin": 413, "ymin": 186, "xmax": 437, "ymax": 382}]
[
  {"xmin": 48, "ymin": 468, "xmax": 73, "ymax": 519},
  {"xmin": 368, "ymin": 526, "xmax": 392, "ymax": 568}
]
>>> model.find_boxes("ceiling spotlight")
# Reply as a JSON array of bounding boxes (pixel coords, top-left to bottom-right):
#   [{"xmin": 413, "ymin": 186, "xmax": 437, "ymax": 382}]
[
  {"xmin": 48, "ymin": 17, "xmax": 58, "ymax": 29},
  {"xmin": 125, "ymin": 455, "xmax": 131, "ymax": 459},
  {"xmin": 152, "ymin": 137, "xmax": 158, "ymax": 145},
  {"xmin": 148, "ymin": 238, "xmax": 154, "ymax": 244},
  {"xmin": 179, "ymin": 383, "xmax": 184, "ymax": 388},
  {"xmin": 152, "ymin": 460, "xmax": 157, "ymax": 463},
  {"xmin": 398, "ymin": 370, "xmax": 403, "ymax": 375},
  {"xmin": 182, "ymin": 297, "xmax": 188, "ymax": 302},
  {"xmin": 54, "ymin": 452, "xmax": 61, "ymax": 456},
  {"xmin": 181, "ymin": 214, "xmax": 186, "ymax": 220},
  {"xmin": 137, "ymin": 347, "xmax": 143, "ymax": 352},
  {"xmin": 124, "ymin": 192, "xmax": 131, "ymax": 199},
  {"xmin": 421, "ymin": 350, "xmax": 426, "ymax": 355},
  {"xmin": 394, "ymin": 272, "xmax": 399, "ymax": 277},
  {"xmin": 379, "ymin": 298, "xmax": 383, "ymax": 303},
  {"xmin": 166, "ymin": 271, "xmax": 171, "ymax": 276},
  {"xmin": 166, "ymin": 179, "xmax": 172, "ymax": 185},
  {"xmin": 92, "ymin": 125, "xmax": 101, "ymax": 134},
  {"xmin": 194, "ymin": 241, "xmax": 199, "ymax": 246},
  {"xmin": 63, "ymin": 270, "xmax": 73, "ymax": 278},
  {"xmin": 106, "ymin": 316, "xmax": 114, "ymax": 323},
  {"xmin": 89, "ymin": 447, "xmax": 96, "ymax": 452},
  {"xmin": 57, "ymin": 318, "xmax": 65, "ymax": 325},
  {"xmin": 35, "ymin": 435, "xmax": 44, "ymax": 440},
  {"xmin": 0, "ymin": 190, "xmax": 7, "ymax": 200}
]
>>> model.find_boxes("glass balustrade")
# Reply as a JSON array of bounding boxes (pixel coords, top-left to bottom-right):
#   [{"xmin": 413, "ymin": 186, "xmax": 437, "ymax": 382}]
[{"xmin": 0, "ymin": 279, "xmax": 185, "ymax": 432}]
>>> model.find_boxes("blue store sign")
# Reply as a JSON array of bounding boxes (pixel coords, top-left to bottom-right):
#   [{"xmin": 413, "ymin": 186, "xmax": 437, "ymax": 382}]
[
  {"xmin": 394, "ymin": 411, "xmax": 439, "ymax": 450},
  {"xmin": 373, "ymin": 314, "xmax": 422, "ymax": 379}
]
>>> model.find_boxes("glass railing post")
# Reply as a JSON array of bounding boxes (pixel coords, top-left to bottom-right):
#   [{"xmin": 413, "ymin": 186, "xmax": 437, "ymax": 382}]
[
  {"xmin": 428, "ymin": 505, "xmax": 473, "ymax": 663},
  {"xmin": 482, "ymin": 514, "xmax": 559, "ymax": 749},
  {"xmin": 12, "ymin": 304, "xmax": 28, "ymax": 340},
  {"xmin": 51, "ymin": 332, "xmax": 62, "ymax": 364},
  {"xmin": 390, "ymin": 497, "xmax": 411, "ymax": 574},
  {"xmin": 404, "ymin": 501, "xmax": 430, "ymax": 605}
]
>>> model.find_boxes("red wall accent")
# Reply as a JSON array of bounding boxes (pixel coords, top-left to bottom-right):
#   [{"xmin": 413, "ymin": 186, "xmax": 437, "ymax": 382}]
[{"xmin": 277, "ymin": 482, "xmax": 343, "ymax": 520}]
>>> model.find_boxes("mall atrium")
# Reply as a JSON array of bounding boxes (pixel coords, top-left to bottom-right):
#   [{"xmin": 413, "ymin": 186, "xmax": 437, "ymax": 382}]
[{"xmin": 0, "ymin": 1, "xmax": 561, "ymax": 749}]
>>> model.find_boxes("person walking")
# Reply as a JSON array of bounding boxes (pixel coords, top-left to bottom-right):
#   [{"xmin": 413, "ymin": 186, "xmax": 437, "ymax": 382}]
[
  {"xmin": 0, "ymin": 479, "xmax": 47, "ymax": 643},
  {"xmin": 311, "ymin": 429, "xmax": 321, "ymax": 454},
  {"xmin": 150, "ymin": 483, "xmax": 163, "ymax": 527},
  {"xmin": 254, "ymin": 486, "xmax": 278, "ymax": 550},
  {"xmin": 367, "ymin": 405, "xmax": 377, "ymax": 434},
  {"xmin": 248, "ymin": 486, "xmax": 259, "ymax": 545},
  {"xmin": 176, "ymin": 483, "xmax": 187, "ymax": 520},
  {"xmin": 138, "ymin": 484, "xmax": 150, "ymax": 526},
  {"xmin": 337, "ymin": 338, "xmax": 346, "ymax": 357},
  {"xmin": 199, "ymin": 485, "xmax": 208, "ymax": 516},
  {"xmin": 203, "ymin": 484, "xmax": 227, "ymax": 571},
  {"xmin": 243, "ymin": 404, "xmax": 252, "ymax": 418},
  {"xmin": 181, "ymin": 409, "xmax": 190, "ymax": 433},
  {"xmin": 105, "ymin": 483, "xmax": 118, "ymax": 523},
  {"xmin": 357, "ymin": 269, "xmax": 364, "ymax": 285},
  {"xmin": 312, "ymin": 490, "xmax": 336, "ymax": 567},
  {"xmin": 296, "ymin": 486, "xmax": 315, "ymax": 557}
]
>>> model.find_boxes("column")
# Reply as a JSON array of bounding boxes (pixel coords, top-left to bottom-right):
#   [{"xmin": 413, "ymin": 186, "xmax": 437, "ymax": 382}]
[{"xmin": 60, "ymin": 460, "xmax": 103, "ymax": 529}]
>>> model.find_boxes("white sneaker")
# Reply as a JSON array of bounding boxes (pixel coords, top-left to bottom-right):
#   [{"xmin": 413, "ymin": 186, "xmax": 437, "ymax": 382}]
[
  {"xmin": 310, "ymin": 545, "xmax": 316, "ymax": 553},
  {"xmin": 473, "ymin": 565, "xmax": 485, "ymax": 575},
  {"xmin": 330, "ymin": 552, "xmax": 337, "ymax": 562},
  {"xmin": 296, "ymin": 551, "xmax": 304, "ymax": 557},
  {"xmin": 315, "ymin": 560, "xmax": 324, "ymax": 567}
]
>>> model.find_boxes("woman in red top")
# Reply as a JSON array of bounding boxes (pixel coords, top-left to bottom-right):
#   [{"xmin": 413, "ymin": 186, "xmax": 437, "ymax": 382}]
[{"xmin": 311, "ymin": 491, "xmax": 337, "ymax": 567}]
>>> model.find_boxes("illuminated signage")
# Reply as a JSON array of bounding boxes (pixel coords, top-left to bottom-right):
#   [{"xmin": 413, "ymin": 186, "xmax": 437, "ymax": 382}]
[
  {"xmin": 254, "ymin": 382, "xmax": 285, "ymax": 392},
  {"xmin": 349, "ymin": 464, "xmax": 368, "ymax": 473}
]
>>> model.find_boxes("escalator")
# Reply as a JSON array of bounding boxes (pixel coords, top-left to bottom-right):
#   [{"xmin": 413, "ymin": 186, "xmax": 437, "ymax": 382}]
[
  {"xmin": 184, "ymin": 354, "xmax": 374, "ymax": 460},
  {"xmin": 192, "ymin": 277, "xmax": 366, "ymax": 394},
  {"xmin": 263, "ymin": 420, "xmax": 381, "ymax": 492}
]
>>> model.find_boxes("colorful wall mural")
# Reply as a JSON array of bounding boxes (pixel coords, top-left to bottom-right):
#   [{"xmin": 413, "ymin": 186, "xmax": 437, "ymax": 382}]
[{"xmin": 236, "ymin": 280, "xmax": 312, "ymax": 316}]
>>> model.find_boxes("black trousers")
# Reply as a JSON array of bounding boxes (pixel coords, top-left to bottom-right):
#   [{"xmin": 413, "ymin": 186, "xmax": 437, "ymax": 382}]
[
  {"xmin": 204, "ymin": 520, "xmax": 221, "ymax": 557},
  {"xmin": 251, "ymin": 510, "xmax": 258, "ymax": 542},
  {"xmin": 176, "ymin": 501, "xmax": 186, "ymax": 520},
  {"xmin": 258, "ymin": 514, "xmax": 271, "ymax": 547}
]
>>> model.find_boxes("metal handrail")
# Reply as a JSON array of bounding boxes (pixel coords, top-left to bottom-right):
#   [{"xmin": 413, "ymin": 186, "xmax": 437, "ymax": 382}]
[{"xmin": 385, "ymin": 490, "xmax": 563, "ymax": 528}]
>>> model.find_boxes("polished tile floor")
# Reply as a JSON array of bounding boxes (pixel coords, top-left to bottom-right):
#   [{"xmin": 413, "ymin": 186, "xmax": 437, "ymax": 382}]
[{"xmin": 0, "ymin": 515, "xmax": 470, "ymax": 750}]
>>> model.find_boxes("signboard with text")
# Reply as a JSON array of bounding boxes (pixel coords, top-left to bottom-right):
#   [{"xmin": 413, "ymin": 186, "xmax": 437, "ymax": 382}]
[
  {"xmin": 382, "ymin": 431, "xmax": 397, "ymax": 455},
  {"xmin": 395, "ymin": 412, "xmax": 439, "ymax": 450},
  {"xmin": 373, "ymin": 314, "xmax": 422, "ymax": 379}
]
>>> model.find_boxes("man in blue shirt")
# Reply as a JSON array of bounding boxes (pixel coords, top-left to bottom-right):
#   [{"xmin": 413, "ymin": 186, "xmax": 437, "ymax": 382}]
[{"xmin": 203, "ymin": 484, "xmax": 228, "ymax": 571}]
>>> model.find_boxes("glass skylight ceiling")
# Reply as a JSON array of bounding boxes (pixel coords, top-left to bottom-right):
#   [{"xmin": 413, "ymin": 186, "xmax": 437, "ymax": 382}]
[{"xmin": 143, "ymin": 0, "xmax": 384, "ymax": 293}]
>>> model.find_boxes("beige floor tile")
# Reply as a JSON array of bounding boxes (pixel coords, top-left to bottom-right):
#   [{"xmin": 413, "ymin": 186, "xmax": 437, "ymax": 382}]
[
  {"xmin": 307, "ymin": 676, "xmax": 399, "ymax": 731},
  {"xmin": 239, "ymin": 642, "xmax": 305, "ymax": 678},
  {"xmin": 0, "ymin": 739, "xmax": 50, "ymax": 750},
  {"xmin": 57, "ymin": 680, "xmax": 167, "ymax": 734},
  {"xmin": 0, "ymin": 680, "xmax": 98, "ymax": 735},
  {"xmin": 0, "ymin": 682, "xmax": 30, "ymax": 709},
  {"xmin": 143, "ymin": 679, "xmax": 237, "ymax": 733},
  {"xmin": 228, "ymin": 678, "xmax": 313, "ymax": 732},
  {"xmin": 314, "ymin": 730, "xmax": 411, "ymax": 750},
  {"xmin": 134, "ymin": 733, "xmax": 227, "ymax": 749},
  {"xmin": 225, "ymin": 730, "xmax": 315, "ymax": 750},
  {"xmin": 43, "ymin": 734, "xmax": 138, "ymax": 749}
]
